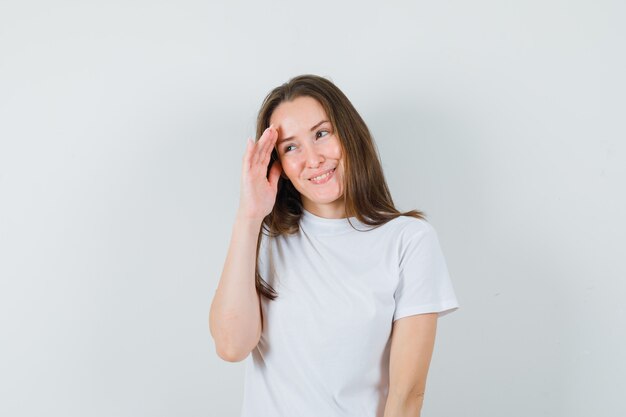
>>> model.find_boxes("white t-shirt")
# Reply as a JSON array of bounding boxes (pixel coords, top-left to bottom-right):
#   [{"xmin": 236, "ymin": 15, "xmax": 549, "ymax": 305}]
[{"xmin": 240, "ymin": 208, "xmax": 459, "ymax": 417}]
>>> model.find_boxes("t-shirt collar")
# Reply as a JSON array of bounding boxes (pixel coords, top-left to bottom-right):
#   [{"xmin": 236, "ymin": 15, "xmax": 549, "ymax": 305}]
[{"xmin": 300, "ymin": 208, "xmax": 370, "ymax": 236}]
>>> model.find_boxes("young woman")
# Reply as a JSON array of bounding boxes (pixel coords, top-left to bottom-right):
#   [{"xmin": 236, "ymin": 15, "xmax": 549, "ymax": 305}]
[{"xmin": 209, "ymin": 74, "xmax": 459, "ymax": 417}]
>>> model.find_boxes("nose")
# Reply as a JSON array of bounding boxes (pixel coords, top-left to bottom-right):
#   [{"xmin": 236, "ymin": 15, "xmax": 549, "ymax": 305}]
[{"xmin": 304, "ymin": 144, "xmax": 324, "ymax": 168}]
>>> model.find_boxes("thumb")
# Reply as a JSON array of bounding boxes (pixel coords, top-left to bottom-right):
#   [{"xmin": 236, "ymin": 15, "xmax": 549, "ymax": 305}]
[{"xmin": 268, "ymin": 159, "xmax": 283, "ymax": 190}]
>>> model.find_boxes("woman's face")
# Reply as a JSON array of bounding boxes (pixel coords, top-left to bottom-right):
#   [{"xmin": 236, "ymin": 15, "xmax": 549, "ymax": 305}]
[{"xmin": 270, "ymin": 96, "xmax": 346, "ymax": 218}]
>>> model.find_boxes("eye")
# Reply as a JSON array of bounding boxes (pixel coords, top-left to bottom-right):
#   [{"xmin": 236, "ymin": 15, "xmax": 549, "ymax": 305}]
[
  {"xmin": 316, "ymin": 130, "xmax": 330, "ymax": 139},
  {"xmin": 283, "ymin": 144, "xmax": 296, "ymax": 153}
]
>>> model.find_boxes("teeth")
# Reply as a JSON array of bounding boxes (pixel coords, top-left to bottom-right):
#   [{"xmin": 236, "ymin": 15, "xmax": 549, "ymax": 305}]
[{"xmin": 311, "ymin": 169, "xmax": 333, "ymax": 181}]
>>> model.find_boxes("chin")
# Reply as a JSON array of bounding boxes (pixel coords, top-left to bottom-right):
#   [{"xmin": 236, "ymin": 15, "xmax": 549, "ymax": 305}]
[{"xmin": 302, "ymin": 192, "xmax": 344, "ymax": 205}]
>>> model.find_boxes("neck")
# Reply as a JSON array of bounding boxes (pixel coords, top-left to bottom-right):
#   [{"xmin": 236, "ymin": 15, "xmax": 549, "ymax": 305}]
[{"xmin": 302, "ymin": 198, "xmax": 346, "ymax": 219}]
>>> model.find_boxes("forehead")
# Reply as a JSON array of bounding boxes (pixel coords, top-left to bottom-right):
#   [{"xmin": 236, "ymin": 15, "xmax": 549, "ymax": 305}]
[{"xmin": 269, "ymin": 96, "xmax": 328, "ymax": 132}]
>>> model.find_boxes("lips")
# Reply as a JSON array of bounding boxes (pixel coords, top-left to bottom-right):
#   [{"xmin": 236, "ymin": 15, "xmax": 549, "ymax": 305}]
[
  {"xmin": 308, "ymin": 168, "xmax": 336, "ymax": 185},
  {"xmin": 308, "ymin": 168, "xmax": 335, "ymax": 180}
]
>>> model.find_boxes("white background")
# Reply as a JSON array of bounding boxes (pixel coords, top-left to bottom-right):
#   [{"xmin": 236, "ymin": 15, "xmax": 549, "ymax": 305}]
[{"xmin": 1, "ymin": 1, "xmax": 624, "ymax": 416}]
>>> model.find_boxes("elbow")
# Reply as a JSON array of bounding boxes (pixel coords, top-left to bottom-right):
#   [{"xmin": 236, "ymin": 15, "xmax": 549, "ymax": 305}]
[
  {"xmin": 216, "ymin": 344, "xmax": 251, "ymax": 362},
  {"xmin": 210, "ymin": 327, "xmax": 255, "ymax": 362},
  {"xmin": 209, "ymin": 313, "xmax": 261, "ymax": 363},
  {"xmin": 385, "ymin": 387, "xmax": 425, "ymax": 416}
]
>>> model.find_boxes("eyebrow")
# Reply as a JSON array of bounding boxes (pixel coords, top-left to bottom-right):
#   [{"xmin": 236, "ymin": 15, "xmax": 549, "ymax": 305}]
[{"xmin": 276, "ymin": 120, "xmax": 330, "ymax": 145}]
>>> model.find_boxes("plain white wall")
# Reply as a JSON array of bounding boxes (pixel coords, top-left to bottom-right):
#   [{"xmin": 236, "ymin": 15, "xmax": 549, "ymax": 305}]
[{"xmin": 1, "ymin": 1, "xmax": 624, "ymax": 416}]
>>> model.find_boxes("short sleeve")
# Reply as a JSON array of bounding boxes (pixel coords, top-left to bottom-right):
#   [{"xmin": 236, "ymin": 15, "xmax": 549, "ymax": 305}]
[{"xmin": 393, "ymin": 221, "xmax": 460, "ymax": 321}]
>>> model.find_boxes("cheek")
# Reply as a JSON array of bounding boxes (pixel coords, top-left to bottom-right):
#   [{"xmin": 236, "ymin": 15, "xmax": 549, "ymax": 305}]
[
  {"xmin": 279, "ymin": 158, "xmax": 300, "ymax": 177},
  {"xmin": 329, "ymin": 138, "xmax": 343, "ymax": 159}
]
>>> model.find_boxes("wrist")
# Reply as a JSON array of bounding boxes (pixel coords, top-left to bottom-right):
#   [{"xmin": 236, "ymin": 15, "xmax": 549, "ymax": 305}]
[{"xmin": 234, "ymin": 211, "xmax": 264, "ymax": 231}]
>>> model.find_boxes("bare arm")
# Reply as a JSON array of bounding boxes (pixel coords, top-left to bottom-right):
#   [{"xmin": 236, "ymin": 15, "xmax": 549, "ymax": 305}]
[
  {"xmin": 209, "ymin": 214, "xmax": 264, "ymax": 362},
  {"xmin": 208, "ymin": 125, "xmax": 282, "ymax": 362},
  {"xmin": 383, "ymin": 313, "xmax": 438, "ymax": 417}
]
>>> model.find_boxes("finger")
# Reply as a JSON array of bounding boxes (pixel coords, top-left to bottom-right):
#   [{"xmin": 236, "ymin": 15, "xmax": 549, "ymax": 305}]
[
  {"xmin": 261, "ymin": 124, "xmax": 276, "ymax": 149},
  {"xmin": 251, "ymin": 127, "xmax": 270, "ymax": 166},
  {"xmin": 242, "ymin": 137, "xmax": 254, "ymax": 171},
  {"xmin": 253, "ymin": 125, "xmax": 276, "ymax": 166},
  {"xmin": 267, "ymin": 159, "xmax": 283, "ymax": 191},
  {"xmin": 260, "ymin": 126, "xmax": 278, "ymax": 165},
  {"xmin": 261, "ymin": 125, "xmax": 280, "ymax": 163}
]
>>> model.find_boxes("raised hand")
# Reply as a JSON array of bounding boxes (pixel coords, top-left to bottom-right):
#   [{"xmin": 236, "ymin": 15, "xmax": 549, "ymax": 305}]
[{"xmin": 237, "ymin": 125, "xmax": 283, "ymax": 221}]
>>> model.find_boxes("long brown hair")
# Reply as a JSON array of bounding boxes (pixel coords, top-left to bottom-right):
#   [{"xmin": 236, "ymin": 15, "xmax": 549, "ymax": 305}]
[{"xmin": 254, "ymin": 74, "xmax": 426, "ymax": 300}]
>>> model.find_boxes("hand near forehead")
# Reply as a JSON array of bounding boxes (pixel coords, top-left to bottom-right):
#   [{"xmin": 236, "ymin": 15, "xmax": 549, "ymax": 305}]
[{"xmin": 238, "ymin": 125, "xmax": 283, "ymax": 221}]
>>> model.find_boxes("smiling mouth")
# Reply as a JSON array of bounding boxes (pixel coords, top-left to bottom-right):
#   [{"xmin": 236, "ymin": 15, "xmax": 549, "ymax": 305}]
[{"xmin": 309, "ymin": 168, "xmax": 335, "ymax": 183}]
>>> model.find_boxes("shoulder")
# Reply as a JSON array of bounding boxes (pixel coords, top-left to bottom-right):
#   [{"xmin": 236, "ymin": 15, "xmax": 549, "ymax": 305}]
[
  {"xmin": 385, "ymin": 215, "xmax": 436, "ymax": 241},
  {"xmin": 387, "ymin": 217, "xmax": 445, "ymax": 268}
]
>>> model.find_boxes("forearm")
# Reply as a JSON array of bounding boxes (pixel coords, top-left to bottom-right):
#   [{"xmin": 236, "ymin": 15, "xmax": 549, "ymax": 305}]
[{"xmin": 209, "ymin": 214, "xmax": 263, "ymax": 362}]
